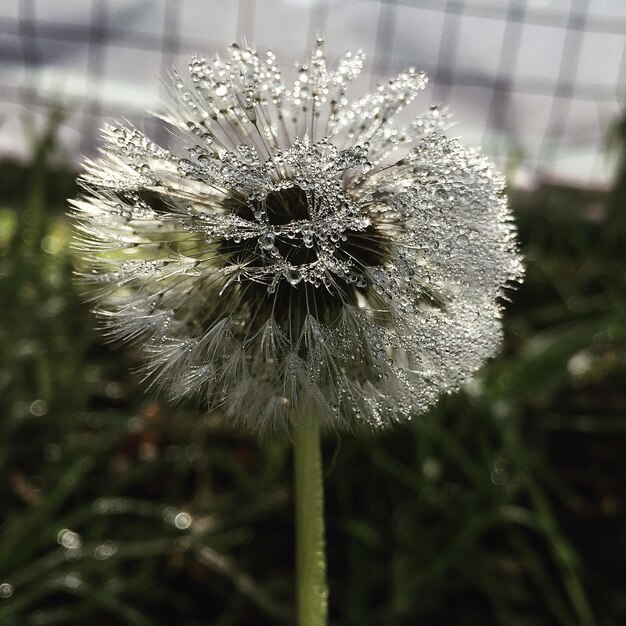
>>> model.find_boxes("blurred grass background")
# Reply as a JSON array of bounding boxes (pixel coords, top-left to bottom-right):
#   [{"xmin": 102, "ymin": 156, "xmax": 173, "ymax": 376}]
[{"xmin": 0, "ymin": 112, "xmax": 625, "ymax": 626}]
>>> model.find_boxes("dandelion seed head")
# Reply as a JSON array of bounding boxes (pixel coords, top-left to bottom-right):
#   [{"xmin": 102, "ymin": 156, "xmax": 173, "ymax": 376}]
[{"xmin": 71, "ymin": 39, "xmax": 523, "ymax": 435}]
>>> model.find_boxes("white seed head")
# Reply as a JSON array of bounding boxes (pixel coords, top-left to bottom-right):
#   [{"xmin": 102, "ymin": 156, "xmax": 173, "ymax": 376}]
[{"xmin": 70, "ymin": 40, "xmax": 523, "ymax": 435}]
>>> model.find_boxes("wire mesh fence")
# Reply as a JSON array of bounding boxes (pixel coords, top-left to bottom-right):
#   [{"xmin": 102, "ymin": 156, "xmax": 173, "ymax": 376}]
[{"xmin": 0, "ymin": 0, "xmax": 624, "ymax": 186}]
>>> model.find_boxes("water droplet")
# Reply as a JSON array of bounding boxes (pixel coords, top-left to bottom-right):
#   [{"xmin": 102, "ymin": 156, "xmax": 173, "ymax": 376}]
[
  {"xmin": 0, "ymin": 583, "xmax": 13, "ymax": 599},
  {"xmin": 490, "ymin": 468, "xmax": 508, "ymax": 486},
  {"xmin": 30, "ymin": 399, "xmax": 48, "ymax": 416},
  {"xmin": 94, "ymin": 541, "xmax": 118, "ymax": 560},
  {"xmin": 176, "ymin": 536, "xmax": 192, "ymax": 551},
  {"xmin": 57, "ymin": 529, "xmax": 81, "ymax": 550},
  {"xmin": 372, "ymin": 269, "xmax": 385, "ymax": 284},
  {"xmin": 285, "ymin": 267, "xmax": 302, "ymax": 286},
  {"xmin": 65, "ymin": 573, "xmax": 82, "ymax": 589},
  {"xmin": 259, "ymin": 232, "xmax": 275, "ymax": 250},
  {"xmin": 174, "ymin": 512, "xmax": 192, "ymax": 529}
]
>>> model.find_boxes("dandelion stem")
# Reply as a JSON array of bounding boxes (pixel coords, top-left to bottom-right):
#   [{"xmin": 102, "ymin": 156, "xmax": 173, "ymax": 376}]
[{"xmin": 293, "ymin": 416, "xmax": 327, "ymax": 626}]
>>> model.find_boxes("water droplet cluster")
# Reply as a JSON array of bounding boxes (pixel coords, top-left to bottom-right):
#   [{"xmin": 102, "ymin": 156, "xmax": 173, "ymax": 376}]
[{"xmin": 71, "ymin": 39, "xmax": 523, "ymax": 434}]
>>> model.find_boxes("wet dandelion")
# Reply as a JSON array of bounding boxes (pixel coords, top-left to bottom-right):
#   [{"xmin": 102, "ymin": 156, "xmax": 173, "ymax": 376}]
[
  {"xmin": 71, "ymin": 41, "xmax": 521, "ymax": 434},
  {"xmin": 70, "ymin": 39, "xmax": 523, "ymax": 625}
]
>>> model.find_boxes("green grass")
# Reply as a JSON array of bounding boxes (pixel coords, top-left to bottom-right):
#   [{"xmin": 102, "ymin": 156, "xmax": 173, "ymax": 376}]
[{"xmin": 0, "ymin": 114, "xmax": 625, "ymax": 625}]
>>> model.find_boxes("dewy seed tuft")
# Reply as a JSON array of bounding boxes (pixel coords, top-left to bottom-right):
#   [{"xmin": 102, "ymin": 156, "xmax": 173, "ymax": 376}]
[{"xmin": 70, "ymin": 39, "xmax": 523, "ymax": 435}]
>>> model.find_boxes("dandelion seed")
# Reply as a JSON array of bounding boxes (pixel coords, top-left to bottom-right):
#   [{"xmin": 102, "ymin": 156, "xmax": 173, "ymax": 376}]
[{"xmin": 70, "ymin": 39, "xmax": 523, "ymax": 435}]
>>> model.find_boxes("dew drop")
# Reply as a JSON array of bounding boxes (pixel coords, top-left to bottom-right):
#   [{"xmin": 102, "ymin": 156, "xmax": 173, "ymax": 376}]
[
  {"xmin": 165, "ymin": 511, "xmax": 193, "ymax": 530},
  {"xmin": 285, "ymin": 267, "xmax": 302, "ymax": 286},
  {"xmin": 65, "ymin": 573, "xmax": 82, "ymax": 589},
  {"xmin": 30, "ymin": 399, "xmax": 48, "ymax": 416},
  {"xmin": 94, "ymin": 541, "xmax": 118, "ymax": 560},
  {"xmin": 259, "ymin": 232, "xmax": 275, "ymax": 250},
  {"xmin": 57, "ymin": 529, "xmax": 82, "ymax": 550}
]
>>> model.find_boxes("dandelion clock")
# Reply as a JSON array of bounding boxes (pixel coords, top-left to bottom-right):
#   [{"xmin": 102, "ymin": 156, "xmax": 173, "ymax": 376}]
[{"xmin": 71, "ymin": 39, "xmax": 522, "ymax": 625}]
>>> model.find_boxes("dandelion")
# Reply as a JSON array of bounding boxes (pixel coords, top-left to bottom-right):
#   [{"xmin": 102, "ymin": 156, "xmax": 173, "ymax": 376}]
[{"xmin": 70, "ymin": 39, "xmax": 522, "ymax": 625}]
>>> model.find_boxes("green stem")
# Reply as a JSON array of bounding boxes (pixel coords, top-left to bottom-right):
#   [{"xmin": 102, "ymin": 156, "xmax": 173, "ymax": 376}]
[{"xmin": 293, "ymin": 416, "xmax": 328, "ymax": 626}]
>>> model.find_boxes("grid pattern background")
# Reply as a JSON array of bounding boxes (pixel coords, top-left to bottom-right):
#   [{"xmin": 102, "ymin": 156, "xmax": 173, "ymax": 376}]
[{"xmin": 1, "ymin": 0, "xmax": 625, "ymax": 187}]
